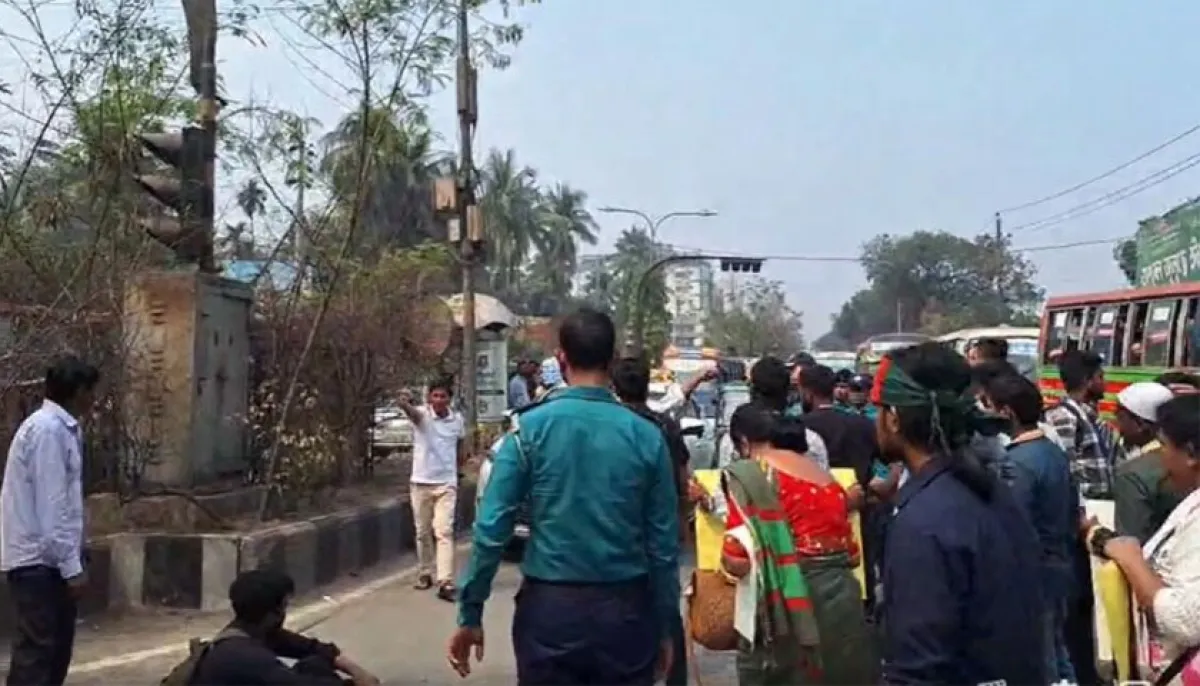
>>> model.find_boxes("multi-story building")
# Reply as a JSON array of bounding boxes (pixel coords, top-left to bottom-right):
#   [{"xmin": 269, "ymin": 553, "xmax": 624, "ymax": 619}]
[
  {"xmin": 572, "ymin": 254, "xmax": 613, "ymax": 297},
  {"xmin": 664, "ymin": 260, "xmax": 714, "ymax": 349}
]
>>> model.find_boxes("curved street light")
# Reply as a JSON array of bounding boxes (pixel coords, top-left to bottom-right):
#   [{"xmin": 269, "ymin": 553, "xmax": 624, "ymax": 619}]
[{"xmin": 597, "ymin": 206, "xmax": 717, "ymax": 242}]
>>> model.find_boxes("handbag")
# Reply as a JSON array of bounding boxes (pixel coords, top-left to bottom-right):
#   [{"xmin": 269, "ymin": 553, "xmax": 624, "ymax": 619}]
[{"xmin": 685, "ymin": 569, "xmax": 738, "ymax": 651}]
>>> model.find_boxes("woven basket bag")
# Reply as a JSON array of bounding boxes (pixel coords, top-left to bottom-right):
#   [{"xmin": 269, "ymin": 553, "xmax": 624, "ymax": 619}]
[{"xmin": 685, "ymin": 569, "xmax": 738, "ymax": 651}]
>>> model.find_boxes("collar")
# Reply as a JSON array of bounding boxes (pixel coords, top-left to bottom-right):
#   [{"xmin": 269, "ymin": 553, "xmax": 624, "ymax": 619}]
[
  {"xmin": 895, "ymin": 456, "xmax": 952, "ymax": 511},
  {"xmin": 1062, "ymin": 395, "xmax": 1099, "ymax": 419},
  {"xmin": 554, "ymin": 385, "xmax": 619, "ymax": 403},
  {"xmin": 43, "ymin": 400, "xmax": 79, "ymax": 431},
  {"xmin": 1006, "ymin": 428, "xmax": 1044, "ymax": 447}
]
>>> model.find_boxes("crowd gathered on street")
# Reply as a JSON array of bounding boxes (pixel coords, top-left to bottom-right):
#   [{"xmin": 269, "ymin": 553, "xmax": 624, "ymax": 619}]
[{"xmin": 9, "ymin": 308, "xmax": 1200, "ymax": 685}]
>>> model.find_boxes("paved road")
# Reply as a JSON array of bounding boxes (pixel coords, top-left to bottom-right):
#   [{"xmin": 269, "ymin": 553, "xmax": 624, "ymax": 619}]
[{"xmin": 68, "ymin": 563, "xmax": 736, "ymax": 685}]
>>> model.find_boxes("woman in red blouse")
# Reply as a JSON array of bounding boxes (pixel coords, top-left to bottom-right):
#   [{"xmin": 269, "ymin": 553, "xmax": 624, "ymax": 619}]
[{"xmin": 720, "ymin": 403, "xmax": 876, "ymax": 684}]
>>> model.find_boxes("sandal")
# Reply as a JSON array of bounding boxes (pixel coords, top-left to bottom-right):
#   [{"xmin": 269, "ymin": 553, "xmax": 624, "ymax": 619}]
[
  {"xmin": 413, "ymin": 573, "xmax": 433, "ymax": 590},
  {"xmin": 436, "ymin": 582, "xmax": 457, "ymax": 602}
]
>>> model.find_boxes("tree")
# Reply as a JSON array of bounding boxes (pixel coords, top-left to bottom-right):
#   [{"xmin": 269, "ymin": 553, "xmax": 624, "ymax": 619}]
[
  {"xmin": 578, "ymin": 228, "xmax": 669, "ymax": 357},
  {"xmin": 1114, "ymin": 238, "xmax": 1138, "ymax": 285},
  {"xmin": 833, "ymin": 231, "xmax": 1043, "ymax": 344},
  {"xmin": 706, "ymin": 279, "xmax": 803, "ymax": 357}
]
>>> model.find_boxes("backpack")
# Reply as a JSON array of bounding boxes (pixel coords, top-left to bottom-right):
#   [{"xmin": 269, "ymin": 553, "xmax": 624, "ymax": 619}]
[{"xmin": 160, "ymin": 626, "xmax": 248, "ymax": 686}]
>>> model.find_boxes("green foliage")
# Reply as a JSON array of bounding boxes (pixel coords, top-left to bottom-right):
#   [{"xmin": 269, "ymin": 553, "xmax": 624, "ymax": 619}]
[
  {"xmin": 833, "ymin": 231, "xmax": 1043, "ymax": 344},
  {"xmin": 1114, "ymin": 238, "xmax": 1138, "ymax": 285},
  {"xmin": 706, "ymin": 279, "xmax": 803, "ymax": 357},
  {"xmin": 577, "ymin": 227, "xmax": 669, "ymax": 358}
]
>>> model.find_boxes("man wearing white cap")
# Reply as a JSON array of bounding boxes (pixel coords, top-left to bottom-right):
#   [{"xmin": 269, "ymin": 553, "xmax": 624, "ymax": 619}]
[{"xmin": 1113, "ymin": 381, "xmax": 1181, "ymax": 544}]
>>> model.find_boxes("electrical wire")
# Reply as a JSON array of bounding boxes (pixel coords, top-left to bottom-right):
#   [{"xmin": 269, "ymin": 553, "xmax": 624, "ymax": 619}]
[
  {"xmin": 998, "ymin": 121, "xmax": 1200, "ymax": 214},
  {"xmin": 1008, "ymin": 150, "xmax": 1200, "ymax": 233}
]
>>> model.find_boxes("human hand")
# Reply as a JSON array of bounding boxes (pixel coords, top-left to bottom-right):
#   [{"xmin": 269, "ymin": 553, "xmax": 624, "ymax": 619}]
[
  {"xmin": 351, "ymin": 671, "xmax": 381, "ymax": 686},
  {"xmin": 397, "ymin": 389, "xmax": 414, "ymax": 406},
  {"xmin": 701, "ymin": 367, "xmax": 719, "ymax": 381},
  {"xmin": 66, "ymin": 571, "xmax": 87, "ymax": 600},
  {"xmin": 687, "ymin": 478, "xmax": 708, "ymax": 506},
  {"xmin": 1103, "ymin": 536, "xmax": 1142, "ymax": 563},
  {"xmin": 447, "ymin": 626, "xmax": 485, "ymax": 678},
  {"xmin": 653, "ymin": 638, "xmax": 674, "ymax": 682}
]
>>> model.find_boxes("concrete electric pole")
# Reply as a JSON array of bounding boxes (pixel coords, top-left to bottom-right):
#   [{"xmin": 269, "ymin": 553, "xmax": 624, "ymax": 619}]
[{"xmin": 456, "ymin": 0, "xmax": 481, "ymax": 439}]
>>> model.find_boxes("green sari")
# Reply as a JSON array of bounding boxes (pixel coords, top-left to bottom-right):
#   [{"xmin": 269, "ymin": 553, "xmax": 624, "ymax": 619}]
[{"xmin": 723, "ymin": 459, "xmax": 879, "ymax": 685}]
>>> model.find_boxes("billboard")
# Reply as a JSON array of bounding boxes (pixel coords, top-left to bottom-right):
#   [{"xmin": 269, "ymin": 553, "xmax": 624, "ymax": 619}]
[{"xmin": 1136, "ymin": 199, "xmax": 1200, "ymax": 287}]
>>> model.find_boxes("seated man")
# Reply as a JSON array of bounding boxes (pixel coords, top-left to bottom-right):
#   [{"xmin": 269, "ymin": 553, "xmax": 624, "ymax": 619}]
[{"xmin": 191, "ymin": 569, "xmax": 379, "ymax": 686}]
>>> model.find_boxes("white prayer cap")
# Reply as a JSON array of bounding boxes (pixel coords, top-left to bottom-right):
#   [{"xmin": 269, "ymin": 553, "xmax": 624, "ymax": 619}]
[{"xmin": 1116, "ymin": 382, "xmax": 1174, "ymax": 422}]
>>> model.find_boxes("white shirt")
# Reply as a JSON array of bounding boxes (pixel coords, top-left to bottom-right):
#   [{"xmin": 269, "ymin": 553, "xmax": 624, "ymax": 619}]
[
  {"xmin": 1143, "ymin": 487, "xmax": 1200, "ymax": 663},
  {"xmin": 647, "ymin": 383, "xmax": 686, "ymax": 418},
  {"xmin": 0, "ymin": 400, "xmax": 85, "ymax": 578},
  {"xmin": 410, "ymin": 406, "xmax": 465, "ymax": 485}
]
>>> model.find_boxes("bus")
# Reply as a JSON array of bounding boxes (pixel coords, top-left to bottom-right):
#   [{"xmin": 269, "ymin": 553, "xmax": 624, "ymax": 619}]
[
  {"xmin": 856, "ymin": 333, "xmax": 932, "ymax": 374},
  {"xmin": 813, "ymin": 351, "xmax": 857, "ymax": 373},
  {"xmin": 937, "ymin": 326, "xmax": 1040, "ymax": 377},
  {"xmin": 1038, "ymin": 283, "xmax": 1200, "ymax": 417}
]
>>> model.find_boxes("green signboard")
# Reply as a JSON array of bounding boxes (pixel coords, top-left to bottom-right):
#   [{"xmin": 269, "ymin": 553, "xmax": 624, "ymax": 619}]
[{"xmin": 1136, "ymin": 199, "xmax": 1200, "ymax": 287}]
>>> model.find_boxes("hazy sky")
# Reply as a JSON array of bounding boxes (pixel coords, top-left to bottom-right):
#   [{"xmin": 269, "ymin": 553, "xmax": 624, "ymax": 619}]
[{"xmin": 7, "ymin": 1, "xmax": 1200, "ymax": 334}]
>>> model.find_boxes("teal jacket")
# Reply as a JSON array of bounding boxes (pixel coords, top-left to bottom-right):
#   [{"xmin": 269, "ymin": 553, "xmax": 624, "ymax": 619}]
[{"xmin": 457, "ymin": 386, "xmax": 681, "ymax": 632}]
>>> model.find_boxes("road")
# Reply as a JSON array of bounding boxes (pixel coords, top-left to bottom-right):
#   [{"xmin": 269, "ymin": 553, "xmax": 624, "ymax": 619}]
[{"xmin": 68, "ymin": 563, "xmax": 737, "ymax": 685}]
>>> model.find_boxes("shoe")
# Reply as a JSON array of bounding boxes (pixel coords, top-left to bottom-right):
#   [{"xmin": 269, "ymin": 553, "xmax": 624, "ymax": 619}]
[
  {"xmin": 436, "ymin": 582, "xmax": 457, "ymax": 602},
  {"xmin": 413, "ymin": 574, "xmax": 433, "ymax": 590}
]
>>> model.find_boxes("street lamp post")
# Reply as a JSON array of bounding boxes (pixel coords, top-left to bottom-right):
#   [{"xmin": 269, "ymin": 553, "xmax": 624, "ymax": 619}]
[
  {"xmin": 631, "ymin": 254, "xmax": 765, "ymax": 355},
  {"xmin": 597, "ymin": 206, "xmax": 717, "ymax": 243}
]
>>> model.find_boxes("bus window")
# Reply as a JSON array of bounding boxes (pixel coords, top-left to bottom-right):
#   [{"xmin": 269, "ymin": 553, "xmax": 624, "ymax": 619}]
[
  {"xmin": 1089, "ymin": 305, "xmax": 1119, "ymax": 363},
  {"xmin": 1111, "ymin": 303, "xmax": 1130, "ymax": 366},
  {"xmin": 1064, "ymin": 307, "xmax": 1089, "ymax": 352},
  {"xmin": 1142, "ymin": 299, "xmax": 1177, "ymax": 368},
  {"xmin": 1127, "ymin": 302, "xmax": 1150, "ymax": 365},
  {"xmin": 1045, "ymin": 309, "xmax": 1069, "ymax": 362},
  {"xmin": 1185, "ymin": 297, "xmax": 1200, "ymax": 367}
]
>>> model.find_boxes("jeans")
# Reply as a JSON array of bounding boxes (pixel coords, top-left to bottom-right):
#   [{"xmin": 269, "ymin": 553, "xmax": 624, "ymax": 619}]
[
  {"xmin": 666, "ymin": 612, "xmax": 687, "ymax": 685},
  {"xmin": 1044, "ymin": 598, "xmax": 1076, "ymax": 683}
]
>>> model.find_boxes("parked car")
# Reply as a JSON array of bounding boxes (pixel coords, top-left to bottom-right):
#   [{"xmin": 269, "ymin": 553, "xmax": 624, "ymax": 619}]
[{"xmin": 371, "ymin": 404, "xmax": 415, "ymax": 456}]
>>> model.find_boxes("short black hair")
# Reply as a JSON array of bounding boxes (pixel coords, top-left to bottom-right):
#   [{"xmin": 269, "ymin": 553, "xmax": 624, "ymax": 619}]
[
  {"xmin": 972, "ymin": 338, "xmax": 1009, "ymax": 361},
  {"xmin": 229, "ymin": 569, "xmax": 295, "ymax": 623},
  {"xmin": 798, "ymin": 365, "xmax": 837, "ymax": 400},
  {"xmin": 44, "ymin": 355, "xmax": 99, "ymax": 406},
  {"xmin": 730, "ymin": 403, "xmax": 808, "ymax": 454},
  {"xmin": 428, "ymin": 377, "xmax": 454, "ymax": 396},
  {"xmin": 985, "ymin": 373, "xmax": 1044, "ymax": 428},
  {"xmin": 1057, "ymin": 349, "xmax": 1104, "ymax": 392},
  {"xmin": 787, "ymin": 352, "xmax": 816, "ymax": 369},
  {"xmin": 1156, "ymin": 371, "xmax": 1200, "ymax": 390},
  {"xmin": 558, "ymin": 307, "xmax": 615, "ymax": 372},
  {"xmin": 611, "ymin": 356, "xmax": 650, "ymax": 404},
  {"xmin": 1158, "ymin": 395, "xmax": 1200, "ymax": 454},
  {"xmin": 749, "ymin": 356, "xmax": 791, "ymax": 411},
  {"xmin": 970, "ymin": 359, "xmax": 1018, "ymax": 393}
]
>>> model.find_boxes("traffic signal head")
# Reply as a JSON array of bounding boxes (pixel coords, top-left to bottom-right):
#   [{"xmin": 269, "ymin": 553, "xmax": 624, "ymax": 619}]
[
  {"xmin": 719, "ymin": 258, "xmax": 763, "ymax": 273},
  {"xmin": 133, "ymin": 126, "xmax": 212, "ymax": 267}
]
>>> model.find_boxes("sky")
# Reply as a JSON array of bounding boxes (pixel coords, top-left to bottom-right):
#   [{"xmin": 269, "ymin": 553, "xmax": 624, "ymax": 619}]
[{"xmin": 6, "ymin": 1, "xmax": 1200, "ymax": 335}]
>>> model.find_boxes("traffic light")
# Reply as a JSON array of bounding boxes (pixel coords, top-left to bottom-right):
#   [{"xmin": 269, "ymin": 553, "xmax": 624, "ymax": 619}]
[
  {"xmin": 133, "ymin": 126, "xmax": 213, "ymax": 269},
  {"xmin": 719, "ymin": 258, "xmax": 763, "ymax": 273}
]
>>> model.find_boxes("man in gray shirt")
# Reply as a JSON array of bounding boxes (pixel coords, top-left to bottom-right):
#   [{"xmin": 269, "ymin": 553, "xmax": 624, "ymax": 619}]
[{"xmin": 508, "ymin": 360, "xmax": 536, "ymax": 410}]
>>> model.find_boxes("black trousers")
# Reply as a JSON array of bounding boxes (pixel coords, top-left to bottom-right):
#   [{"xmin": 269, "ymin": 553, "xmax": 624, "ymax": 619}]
[
  {"xmin": 6, "ymin": 566, "xmax": 77, "ymax": 686},
  {"xmin": 513, "ymin": 577, "xmax": 658, "ymax": 686},
  {"xmin": 1065, "ymin": 541, "xmax": 1100, "ymax": 686}
]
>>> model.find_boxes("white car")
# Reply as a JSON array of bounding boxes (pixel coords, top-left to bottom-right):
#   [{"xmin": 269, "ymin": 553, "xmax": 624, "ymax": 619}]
[{"xmin": 371, "ymin": 405, "xmax": 414, "ymax": 456}]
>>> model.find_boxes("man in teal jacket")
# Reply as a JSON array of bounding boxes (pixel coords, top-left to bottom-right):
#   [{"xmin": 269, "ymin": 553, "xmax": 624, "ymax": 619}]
[{"xmin": 448, "ymin": 308, "xmax": 680, "ymax": 685}]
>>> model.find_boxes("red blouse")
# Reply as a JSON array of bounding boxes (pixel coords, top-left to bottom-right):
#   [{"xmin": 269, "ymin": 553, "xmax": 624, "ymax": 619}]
[{"xmin": 722, "ymin": 470, "xmax": 858, "ymax": 560}]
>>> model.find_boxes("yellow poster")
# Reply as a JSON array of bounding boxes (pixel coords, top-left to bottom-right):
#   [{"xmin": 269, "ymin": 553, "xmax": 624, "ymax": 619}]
[
  {"xmin": 693, "ymin": 470, "xmax": 724, "ymax": 571},
  {"xmin": 831, "ymin": 469, "xmax": 867, "ymax": 599}
]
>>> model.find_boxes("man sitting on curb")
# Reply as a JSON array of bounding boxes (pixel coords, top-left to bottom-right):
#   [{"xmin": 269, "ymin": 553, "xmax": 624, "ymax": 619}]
[{"xmin": 186, "ymin": 569, "xmax": 379, "ymax": 686}]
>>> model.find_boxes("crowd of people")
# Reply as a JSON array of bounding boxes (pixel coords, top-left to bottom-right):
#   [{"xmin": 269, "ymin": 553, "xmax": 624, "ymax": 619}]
[{"xmin": 452, "ymin": 306, "xmax": 1200, "ymax": 685}]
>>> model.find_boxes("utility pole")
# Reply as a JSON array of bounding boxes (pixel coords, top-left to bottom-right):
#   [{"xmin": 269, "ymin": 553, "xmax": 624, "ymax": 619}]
[
  {"xmin": 456, "ymin": 0, "xmax": 481, "ymax": 439},
  {"xmin": 994, "ymin": 211, "xmax": 1005, "ymax": 317}
]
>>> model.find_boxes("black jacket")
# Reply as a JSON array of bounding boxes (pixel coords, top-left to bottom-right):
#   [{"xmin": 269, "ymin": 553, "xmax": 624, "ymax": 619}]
[{"xmin": 191, "ymin": 622, "xmax": 343, "ymax": 685}]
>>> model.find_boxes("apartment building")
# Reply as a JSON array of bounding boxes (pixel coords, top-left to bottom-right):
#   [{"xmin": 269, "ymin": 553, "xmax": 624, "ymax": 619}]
[{"xmin": 664, "ymin": 261, "xmax": 715, "ymax": 349}]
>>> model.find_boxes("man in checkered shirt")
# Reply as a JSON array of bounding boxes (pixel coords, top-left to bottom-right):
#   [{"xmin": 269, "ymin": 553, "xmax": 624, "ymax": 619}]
[
  {"xmin": 1044, "ymin": 349, "xmax": 1117, "ymax": 499},
  {"xmin": 1041, "ymin": 347, "xmax": 1113, "ymax": 686}
]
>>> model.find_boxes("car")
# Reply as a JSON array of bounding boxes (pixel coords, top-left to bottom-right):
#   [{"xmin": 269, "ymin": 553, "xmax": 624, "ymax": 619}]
[{"xmin": 371, "ymin": 405, "xmax": 414, "ymax": 456}]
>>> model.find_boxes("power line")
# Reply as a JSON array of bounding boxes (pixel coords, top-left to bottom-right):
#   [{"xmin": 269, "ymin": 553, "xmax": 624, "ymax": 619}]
[
  {"xmin": 998, "ymin": 121, "xmax": 1200, "ymax": 214},
  {"xmin": 1008, "ymin": 151, "xmax": 1200, "ymax": 233}
]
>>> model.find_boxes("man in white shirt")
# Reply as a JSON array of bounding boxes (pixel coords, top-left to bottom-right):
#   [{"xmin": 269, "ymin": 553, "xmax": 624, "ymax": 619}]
[
  {"xmin": 398, "ymin": 380, "xmax": 465, "ymax": 602},
  {"xmin": 1, "ymin": 355, "xmax": 98, "ymax": 686}
]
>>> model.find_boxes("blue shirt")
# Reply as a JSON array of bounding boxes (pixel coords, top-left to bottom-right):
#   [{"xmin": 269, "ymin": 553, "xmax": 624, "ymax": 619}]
[
  {"xmin": 0, "ymin": 401, "xmax": 85, "ymax": 578},
  {"xmin": 507, "ymin": 375, "xmax": 531, "ymax": 410},
  {"xmin": 1007, "ymin": 435, "xmax": 1078, "ymax": 602},
  {"xmin": 458, "ymin": 386, "xmax": 681, "ymax": 632},
  {"xmin": 882, "ymin": 457, "xmax": 1046, "ymax": 685}
]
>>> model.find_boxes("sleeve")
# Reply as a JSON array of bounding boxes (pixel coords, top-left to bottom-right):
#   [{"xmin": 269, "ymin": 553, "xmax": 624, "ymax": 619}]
[
  {"xmin": 1153, "ymin": 517, "xmax": 1200, "ymax": 647},
  {"xmin": 721, "ymin": 486, "xmax": 748, "ymax": 559},
  {"xmin": 647, "ymin": 384, "xmax": 685, "ymax": 415},
  {"xmin": 262, "ymin": 628, "xmax": 339, "ymax": 662},
  {"xmin": 805, "ymin": 430, "xmax": 829, "ymax": 473},
  {"xmin": 457, "ymin": 429, "xmax": 530, "ymax": 628},
  {"xmin": 1008, "ymin": 459, "xmax": 1038, "ymax": 526},
  {"xmin": 882, "ymin": 530, "xmax": 964, "ymax": 684},
  {"xmin": 28, "ymin": 426, "xmax": 83, "ymax": 580},
  {"xmin": 230, "ymin": 643, "xmax": 314, "ymax": 685},
  {"xmin": 644, "ymin": 432, "xmax": 682, "ymax": 636},
  {"xmin": 1113, "ymin": 467, "xmax": 1156, "ymax": 544}
]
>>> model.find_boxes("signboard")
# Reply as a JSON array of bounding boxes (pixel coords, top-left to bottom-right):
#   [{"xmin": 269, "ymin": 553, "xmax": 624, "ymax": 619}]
[
  {"xmin": 474, "ymin": 337, "xmax": 508, "ymax": 422},
  {"xmin": 1136, "ymin": 200, "xmax": 1200, "ymax": 287}
]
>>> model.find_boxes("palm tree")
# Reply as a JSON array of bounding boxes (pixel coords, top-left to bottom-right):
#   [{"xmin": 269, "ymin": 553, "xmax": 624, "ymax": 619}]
[
  {"xmin": 236, "ymin": 179, "xmax": 266, "ymax": 247},
  {"xmin": 610, "ymin": 227, "xmax": 670, "ymax": 354},
  {"xmin": 478, "ymin": 148, "xmax": 543, "ymax": 296},
  {"xmin": 530, "ymin": 183, "xmax": 598, "ymax": 299}
]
